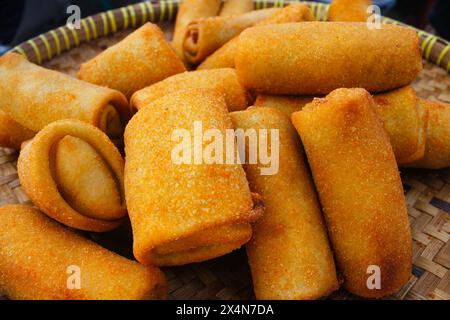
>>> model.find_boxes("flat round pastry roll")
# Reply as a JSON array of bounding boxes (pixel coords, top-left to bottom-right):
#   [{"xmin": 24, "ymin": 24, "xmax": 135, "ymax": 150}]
[
  {"xmin": 183, "ymin": 8, "xmax": 280, "ymax": 64},
  {"xmin": 230, "ymin": 107, "xmax": 339, "ymax": 300},
  {"xmin": 0, "ymin": 204, "xmax": 167, "ymax": 300},
  {"xmin": 373, "ymin": 86, "xmax": 428, "ymax": 164},
  {"xmin": 172, "ymin": 0, "xmax": 222, "ymax": 62},
  {"xmin": 235, "ymin": 22, "xmax": 422, "ymax": 95},
  {"xmin": 406, "ymin": 99, "xmax": 450, "ymax": 169},
  {"xmin": 198, "ymin": 3, "xmax": 315, "ymax": 70},
  {"xmin": 220, "ymin": 0, "xmax": 253, "ymax": 17},
  {"xmin": 0, "ymin": 110, "xmax": 34, "ymax": 149},
  {"xmin": 125, "ymin": 88, "xmax": 263, "ymax": 266},
  {"xmin": 18, "ymin": 120, "xmax": 126, "ymax": 232},
  {"xmin": 253, "ymin": 95, "xmax": 315, "ymax": 117},
  {"xmin": 329, "ymin": 0, "xmax": 372, "ymax": 22},
  {"xmin": 131, "ymin": 68, "xmax": 251, "ymax": 112},
  {"xmin": 291, "ymin": 88, "xmax": 412, "ymax": 298},
  {"xmin": 0, "ymin": 53, "xmax": 129, "ymax": 140},
  {"xmin": 78, "ymin": 23, "xmax": 186, "ymax": 98}
]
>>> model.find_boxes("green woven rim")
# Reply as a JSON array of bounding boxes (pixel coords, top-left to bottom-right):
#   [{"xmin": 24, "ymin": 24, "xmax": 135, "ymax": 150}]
[{"xmin": 6, "ymin": 0, "xmax": 450, "ymax": 73}]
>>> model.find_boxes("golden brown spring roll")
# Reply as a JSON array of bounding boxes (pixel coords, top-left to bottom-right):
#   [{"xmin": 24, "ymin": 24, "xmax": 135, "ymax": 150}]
[
  {"xmin": 18, "ymin": 120, "xmax": 126, "ymax": 232},
  {"xmin": 0, "ymin": 53, "xmax": 129, "ymax": 140},
  {"xmin": 78, "ymin": 23, "xmax": 186, "ymax": 98},
  {"xmin": 0, "ymin": 204, "xmax": 167, "ymax": 300},
  {"xmin": 183, "ymin": 8, "xmax": 280, "ymax": 64},
  {"xmin": 220, "ymin": 0, "xmax": 253, "ymax": 17},
  {"xmin": 0, "ymin": 110, "xmax": 34, "ymax": 149},
  {"xmin": 236, "ymin": 22, "xmax": 422, "ymax": 95},
  {"xmin": 198, "ymin": 3, "xmax": 315, "ymax": 70},
  {"xmin": 230, "ymin": 107, "xmax": 339, "ymax": 300},
  {"xmin": 172, "ymin": 0, "xmax": 222, "ymax": 62},
  {"xmin": 131, "ymin": 68, "xmax": 251, "ymax": 112},
  {"xmin": 406, "ymin": 99, "xmax": 450, "ymax": 169},
  {"xmin": 329, "ymin": 0, "xmax": 372, "ymax": 22},
  {"xmin": 125, "ymin": 89, "xmax": 263, "ymax": 266},
  {"xmin": 253, "ymin": 95, "xmax": 315, "ymax": 117},
  {"xmin": 373, "ymin": 86, "xmax": 428, "ymax": 164},
  {"xmin": 291, "ymin": 89, "xmax": 412, "ymax": 298}
]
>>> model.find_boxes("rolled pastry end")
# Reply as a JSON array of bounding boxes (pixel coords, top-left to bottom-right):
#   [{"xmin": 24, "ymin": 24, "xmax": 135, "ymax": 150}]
[
  {"xmin": 135, "ymin": 193, "xmax": 264, "ymax": 266},
  {"xmin": 18, "ymin": 119, "xmax": 127, "ymax": 232}
]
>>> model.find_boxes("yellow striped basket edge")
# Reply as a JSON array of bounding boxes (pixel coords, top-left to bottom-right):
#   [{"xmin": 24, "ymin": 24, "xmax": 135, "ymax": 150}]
[{"xmin": 5, "ymin": 0, "xmax": 450, "ymax": 74}]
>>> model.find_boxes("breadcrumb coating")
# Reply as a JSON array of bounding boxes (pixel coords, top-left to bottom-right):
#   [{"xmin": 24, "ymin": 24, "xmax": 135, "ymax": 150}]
[
  {"xmin": 125, "ymin": 88, "xmax": 263, "ymax": 266},
  {"xmin": 0, "ymin": 205, "xmax": 167, "ymax": 300},
  {"xmin": 236, "ymin": 22, "xmax": 422, "ymax": 94},
  {"xmin": 291, "ymin": 88, "xmax": 412, "ymax": 298},
  {"xmin": 231, "ymin": 107, "xmax": 339, "ymax": 300}
]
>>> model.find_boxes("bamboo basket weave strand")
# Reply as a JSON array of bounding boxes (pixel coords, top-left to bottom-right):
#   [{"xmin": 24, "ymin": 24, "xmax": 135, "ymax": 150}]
[{"xmin": 1, "ymin": 1, "xmax": 449, "ymax": 300}]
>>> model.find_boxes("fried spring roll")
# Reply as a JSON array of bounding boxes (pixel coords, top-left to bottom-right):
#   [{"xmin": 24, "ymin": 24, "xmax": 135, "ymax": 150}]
[
  {"xmin": 0, "ymin": 53, "xmax": 129, "ymax": 140},
  {"xmin": 0, "ymin": 110, "xmax": 34, "ymax": 149},
  {"xmin": 329, "ymin": 0, "xmax": 372, "ymax": 22},
  {"xmin": 78, "ymin": 23, "xmax": 186, "ymax": 98},
  {"xmin": 291, "ymin": 88, "xmax": 412, "ymax": 298},
  {"xmin": 125, "ymin": 89, "xmax": 263, "ymax": 266},
  {"xmin": 230, "ymin": 107, "xmax": 339, "ymax": 300},
  {"xmin": 198, "ymin": 3, "xmax": 315, "ymax": 70},
  {"xmin": 373, "ymin": 86, "xmax": 428, "ymax": 164},
  {"xmin": 253, "ymin": 95, "xmax": 315, "ymax": 116},
  {"xmin": 0, "ymin": 205, "xmax": 167, "ymax": 300},
  {"xmin": 406, "ymin": 100, "xmax": 450, "ymax": 169},
  {"xmin": 18, "ymin": 120, "xmax": 126, "ymax": 232},
  {"xmin": 220, "ymin": 0, "xmax": 253, "ymax": 17},
  {"xmin": 183, "ymin": 8, "xmax": 280, "ymax": 64},
  {"xmin": 131, "ymin": 68, "xmax": 251, "ymax": 112},
  {"xmin": 172, "ymin": 0, "xmax": 222, "ymax": 62},
  {"xmin": 236, "ymin": 23, "xmax": 422, "ymax": 95}
]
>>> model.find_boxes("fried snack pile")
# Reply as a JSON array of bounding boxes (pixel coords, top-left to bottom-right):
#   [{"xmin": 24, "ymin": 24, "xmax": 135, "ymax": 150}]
[{"xmin": 1, "ymin": 1, "xmax": 450, "ymax": 301}]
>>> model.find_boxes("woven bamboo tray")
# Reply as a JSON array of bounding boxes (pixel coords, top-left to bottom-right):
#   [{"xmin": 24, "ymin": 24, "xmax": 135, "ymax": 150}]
[{"xmin": 1, "ymin": 1, "xmax": 450, "ymax": 300}]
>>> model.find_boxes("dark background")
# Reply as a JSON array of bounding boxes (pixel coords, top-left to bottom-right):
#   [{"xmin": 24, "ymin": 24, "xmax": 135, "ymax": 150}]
[{"xmin": 0, "ymin": 0, "xmax": 449, "ymax": 54}]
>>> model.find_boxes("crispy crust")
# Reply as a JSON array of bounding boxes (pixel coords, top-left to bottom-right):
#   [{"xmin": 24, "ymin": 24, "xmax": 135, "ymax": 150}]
[
  {"xmin": 17, "ymin": 120, "xmax": 126, "ymax": 232},
  {"xmin": 0, "ymin": 110, "xmax": 34, "ymax": 149},
  {"xmin": 0, "ymin": 53, "xmax": 130, "ymax": 139},
  {"xmin": 253, "ymin": 95, "xmax": 316, "ymax": 116},
  {"xmin": 131, "ymin": 68, "xmax": 251, "ymax": 112},
  {"xmin": 78, "ymin": 23, "xmax": 186, "ymax": 98},
  {"xmin": 220, "ymin": 0, "xmax": 253, "ymax": 17},
  {"xmin": 231, "ymin": 107, "xmax": 339, "ymax": 300},
  {"xmin": 291, "ymin": 88, "xmax": 412, "ymax": 298},
  {"xmin": 236, "ymin": 22, "xmax": 422, "ymax": 94},
  {"xmin": 329, "ymin": 0, "xmax": 372, "ymax": 22},
  {"xmin": 125, "ymin": 88, "xmax": 263, "ymax": 266},
  {"xmin": 0, "ymin": 204, "xmax": 167, "ymax": 300}
]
